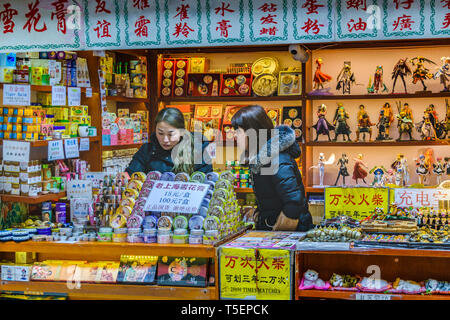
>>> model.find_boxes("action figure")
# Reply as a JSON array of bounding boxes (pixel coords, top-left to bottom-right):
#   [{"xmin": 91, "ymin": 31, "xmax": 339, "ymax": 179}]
[
  {"xmin": 356, "ymin": 104, "xmax": 375, "ymax": 142},
  {"xmin": 376, "ymin": 103, "xmax": 394, "ymax": 140},
  {"xmin": 392, "ymin": 58, "xmax": 412, "ymax": 93},
  {"xmin": 336, "ymin": 62, "xmax": 355, "ymax": 94},
  {"xmin": 367, "ymin": 66, "xmax": 388, "ymax": 94},
  {"xmin": 446, "ymin": 99, "xmax": 450, "ymax": 139},
  {"xmin": 333, "ymin": 103, "xmax": 351, "ymax": 141},
  {"xmin": 312, "ymin": 104, "xmax": 335, "ymax": 141},
  {"xmin": 410, "ymin": 56, "xmax": 436, "ymax": 92},
  {"xmin": 415, "ymin": 154, "xmax": 430, "ymax": 185},
  {"xmin": 433, "ymin": 157, "xmax": 445, "ymax": 185},
  {"xmin": 416, "ymin": 111, "xmax": 437, "ymax": 141},
  {"xmin": 391, "ymin": 154, "xmax": 409, "ymax": 186},
  {"xmin": 434, "ymin": 56, "xmax": 450, "ymax": 92},
  {"xmin": 425, "ymin": 103, "xmax": 447, "ymax": 139},
  {"xmin": 352, "ymin": 154, "xmax": 368, "ymax": 186},
  {"xmin": 309, "ymin": 153, "xmax": 335, "ymax": 187},
  {"xmin": 445, "ymin": 157, "xmax": 450, "ymax": 177},
  {"xmin": 312, "ymin": 58, "xmax": 333, "ymax": 93},
  {"xmin": 395, "ymin": 101, "xmax": 414, "ymax": 141},
  {"xmin": 334, "ymin": 153, "xmax": 350, "ymax": 186},
  {"xmin": 369, "ymin": 166, "xmax": 387, "ymax": 187},
  {"xmin": 382, "ymin": 169, "xmax": 396, "ymax": 185}
]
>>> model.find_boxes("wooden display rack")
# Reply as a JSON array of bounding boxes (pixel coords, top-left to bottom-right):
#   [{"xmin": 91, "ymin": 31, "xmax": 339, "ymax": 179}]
[
  {"xmin": 0, "ymin": 227, "xmax": 249, "ymax": 300},
  {"xmin": 295, "ymin": 247, "xmax": 450, "ymax": 300}
]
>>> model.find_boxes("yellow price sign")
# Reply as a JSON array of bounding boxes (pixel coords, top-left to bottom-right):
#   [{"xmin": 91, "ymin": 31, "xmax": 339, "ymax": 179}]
[
  {"xmin": 220, "ymin": 247, "xmax": 291, "ymax": 300},
  {"xmin": 325, "ymin": 187, "xmax": 389, "ymax": 220}
]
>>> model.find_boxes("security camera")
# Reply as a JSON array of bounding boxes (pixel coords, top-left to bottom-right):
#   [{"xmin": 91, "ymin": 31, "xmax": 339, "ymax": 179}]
[{"xmin": 289, "ymin": 44, "xmax": 309, "ymax": 63}]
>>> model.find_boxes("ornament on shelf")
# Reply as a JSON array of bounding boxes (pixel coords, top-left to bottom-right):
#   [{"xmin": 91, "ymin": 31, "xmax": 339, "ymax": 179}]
[
  {"xmin": 433, "ymin": 56, "xmax": 450, "ymax": 92},
  {"xmin": 336, "ymin": 61, "xmax": 355, "ymax": 94},
  {"xmin": 391, "ymin": 58, "xmax": 412, "ymax": 94},
  {"xmin": 432, "ymin": 157, "xmax": 446, "ymax": 185},
  {"xmin": 391, "ymin": 154, "xmax": 410, "ymax": 187},
  {"xmin": 356, "ymin": 104, "xmax": 375, "ymax": 142},
  {"xmin": 367, "ymin": 65, "xmax": 388, "ymax": 94},
  {"xmin": 376, "ymin": 102, "xmax": 394, "ymax": 141},
  {"xmin": 369, "ymin": 166, "xmax": 388, "ymax": 187},
  {"xmin": 309, "ymin": 152, "xmax": 335, "ymax": 187},
  {"xmin": 352, "ymin": 153, "xmax": 368, "ymax": 186},
  {"xmin": 332, "ymin": 103, "xmax": 351, "ymax": 142},
  {"xmin": 311, "ymin": 58, "xmax": 333, "ymax": 95},
  {"xmin": 334, "ymin": 153, "xmax": 350, "ymax": 186},
  {"xmin": 395, "ymin": 101, "xmax": 414, "ymax": 141},
  {"xmin": 410, "ymin": 56, "xmax": 436, "ymax": 92},
  {"xmin": 311, "ymin": 104, "xmax": 335, "ymax": 141}
]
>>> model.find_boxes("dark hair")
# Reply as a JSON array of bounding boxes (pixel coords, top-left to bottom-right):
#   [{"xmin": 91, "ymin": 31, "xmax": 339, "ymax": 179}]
[
  {"xmin": 155, "ymin": 107, "xmax": 185, "ymax": 129},
  {"xmin": 231, "ymin": 105, "xmax": 274, "ymax": 132}
]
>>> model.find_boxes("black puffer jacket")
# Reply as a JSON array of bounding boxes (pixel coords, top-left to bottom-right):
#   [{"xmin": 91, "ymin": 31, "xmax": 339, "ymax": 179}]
[
  {"xmin": 249, "ymin": 125, "xmax": 313, "ymax": 231},
  {"xmin": 125, "ymin": 132, "xmax": 213, "ymax": 175}
]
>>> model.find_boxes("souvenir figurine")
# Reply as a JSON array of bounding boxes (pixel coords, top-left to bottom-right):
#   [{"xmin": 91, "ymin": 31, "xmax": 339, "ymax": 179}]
[
  {"xmin": 311, "ymin": 58, "xmax": 333, "ymax": 95},
  {"xmin": 416, "ymin": 111, "xmax": 437, "ymax": 141},
  {"xmin": 309, "ymin": 153, "xmax": 335, "ymax": 187},
  {"xmin": 392, "ymin": 58, "xmax": 412, "ymax": 94},
  {"xmin": 391, "ymin": 154, "xmax": 409, "ymax": 186},
  {"xmin": 336, "ymin": 62, "xmax": 355, "ymax": 95},
  {"xmin": 446, "ymin": 99, "xmax": 450, "ymax": 139},
  {"xmin": 395, "ymin": 101, "xmax": 414, "ymax": 141},
  {"xmin": 382, "ymin": 169, "xmax": 396, "ymax": 185},
  {"xmin": 376, "ymin": 103, "xmax": 394, "ymax": 140},
  {"xmin": 312, "ymin": 104, "xmax": 335, "ymax": 141},
  {"xmin": 433, "ymin": 157, "xmax": 445, "ymax": 185},
  {"xmin": 334, "ymin": 153, "xmax": 350, "ymax": 186},
  {"xmin": 415, "ymin": 154, "xmax": 430, "ymax": 185},
  {"xmin": 445, "ymin": 157, "xmax": 450, "ymax": 177},
  {"xmin": 369, "ymin": 166, "xmax": 387, "ymax": 187},
  {"xmin": 433, "ymin": 56, "xmax": 450, "ymax": 92},
  {"xmin": 410, "ymin": 56, "xmax": 436, "ymax": 92},
  {"xmin": 356, "ymin": 104, "xmax": 375, "ymax": 142},
  {"xmin": 352, "ymin": 153, "xmax": 368, "ymax": 186},
  {"xmin": 333, "ymin": 103, "xmax": 351, "ymax": 141},
  {"xmin": 367, "ymin": 66, "xmax": 388, "ymax": 94},
  {"xmin": 425, "ymin": 103, "xmax": 447, "ymax": 139}
]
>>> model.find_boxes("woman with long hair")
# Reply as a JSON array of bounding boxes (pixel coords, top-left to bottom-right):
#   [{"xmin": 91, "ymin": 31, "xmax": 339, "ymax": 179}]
[
  {"xmin": 231, "ymin": 105, "xmax": 313, "ymax": 231},
  {"xmin": 126, "ymin": 107, "xmax": 212, "ymax": 175}
]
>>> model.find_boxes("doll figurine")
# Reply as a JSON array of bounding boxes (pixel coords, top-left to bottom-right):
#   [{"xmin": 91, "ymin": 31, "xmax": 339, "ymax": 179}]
[
  {"xmin": 410, "ymin": 56, "xmax": 436, "ymax": 92},
  {"xmin": 433, "ymin": 57, "xmax": 450, "ymax": 92},
  {"xmin": 333, "ymin": 103, "xmax": 351, "ymax": 141},
  {"xmin": 391, "ymin": 154, "xmax": 409, "ymax": 186},
  {"xmin": 445, "ymin": 157, "xmax": 450, "ymax": 177},
  {"xmin": 356, "ymin": 104, "xmax": 375, "ymax": 142},
  {"xmin": 392, "ymin": 58, "xmax": 412, "ymax": 93},
  {"xmin": 334, "ymin": 153, "xmax": 350, "ymax": 186},
  {"xmin": 376, "ymin": 103, "xmax": 394, "ymax": 140},
  {"xmin": 396, "ymin": 101, "xmax": 414, "ymax": 141},
  {"xmin": 309, "ymin": 153, "xmax": 335, "ymax": 187},
  {"xmin": 367, "ymin": 66, "xmax": 388, "ymax": 94},
  {"xmin": 446, "ymin": 99, "xmax": 450, "ymax": 139},
  {"xmin": 312, "ymin": 104, "xmax": 335, "ymax": 141},
  {"xmin": 352, "ymin": 153, "xmax": 368, "ymax": 186},
  {"xmin": 369, "ymin": 166, "xmax": 387, "ymax": 187},
  {"xmin": 336, "ymin": 62, "xmax": 355, "ymax": 94},
  {"xmin": 312, "ymin": 58, "xmax": 333, "ymax": 93},
  {"xmin": 416, "ymin": 111, "xmax": 437, "ymax": 141},
  {"xmin": 415, "ymin": 154, "xmax": 430, "ymax": 185},
  {"xmin": 433, "ymin": 157, "xmax": 445, "ymax": 185},
  {"xmin": 382, "ymin": 169, "xmax": 395, "ymax": 185}
]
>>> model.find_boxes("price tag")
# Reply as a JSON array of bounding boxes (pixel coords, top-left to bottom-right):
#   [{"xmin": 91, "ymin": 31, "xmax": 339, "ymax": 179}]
[
  {"xmin": 355, "ymin": 293, "xmax": 392, "ymax": 300},
  {"xmin": 52, "ymin": 86, "xmax": 66, "ymax": 106},
  {"xmin": 3, "ymin": 84, "xmax": 31, "ymax": 106},
  {"xmin": 48, "ymin": 140, "xmax": 65, "ymax": 161},
  {"xmin": 85, "ymin": 172, "xmax": 111, "ymax": 188},
  {"xmin": 85, "ymin": 87, "xmax": 92, "ymax": 98},
  {"xmin": 144, "ymin": 181, "xmax": 209, "ymax": 214},
  {"xmin": 79, "ymin": 138, "xmax": 90, "ymax": 151},
  {"xmin": 68, "ymin": 87, "xmax": 81, "ymax": 106},
  {"xmin": 64, "ymin": 138, "xmax": 80, "ymax": 158},
  {"xmin": 67, "ymin": 180, "xmax": 92, "ymax": 200},
  {"xmin": 3, "ymin": 140, "xmax": 30, "ymax": 162}
]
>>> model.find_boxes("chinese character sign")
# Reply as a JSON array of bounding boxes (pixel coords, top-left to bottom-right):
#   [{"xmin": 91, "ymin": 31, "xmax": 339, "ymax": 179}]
[
  {"xmin": 431, "ymin": 0, "xmax": 450, "ymax": 35},
  {"xmin": 394, "ymin": 188, "xmax": 450, "ymax": 208},
  {"xmin": 165, "ymin": 0, "xmax": 201, "ymax": 45},
  {"xmin": 2, "ymin": 84, "xmax": 30, "ymax": 106},
  {"xmin": 206, "ymin": 0, "xmax": 244, "ymax": 43},
  {"xmin": 124, "ymin": 0, "xmax": 160, "ymax": 46},
  {"xmin": 220, "ymin": 247, "xmax": 291, "ymax": 300},
  {"xmin": 84, "ymin": 0, "xmax": 120, "ymax": 47},
  {"xmin": 325, "ymin": 187, "xmax": 389, "ymax": 220},
  {"xmin": 337, "ymin": 0, "xmax": 378, "ymax": 39},
  {"xmin": 294, "ymin": 0, "xmax": 333, "ymax": 40},
  {"xmin": 383, "ymin": 0, "xmax": 425, "ymax": 37},
  {"xmin": 249, "ymin": 0, "xmax": 288, "ymax": 41},
  {"xmin": 2, "ymin": 140, "xmax": 30, "ymax": 162},
  {"xmin": 67, "ymin": 180, "xmax": 93, "ymax": 200}
]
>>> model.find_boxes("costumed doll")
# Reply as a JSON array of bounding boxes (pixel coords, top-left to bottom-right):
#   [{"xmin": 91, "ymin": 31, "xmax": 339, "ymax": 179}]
[
  {"xmin": 309, "ymin": 153, "xmax": 335, "ymax": 187},
  {"xmin": 391, "ymin": 154, "xmax": 409, "ymax": 187},
  {"xmin": 356, "ymin": 104, "xmax": 375, "ymax": 142},
  {"xmin": 312, "ymin": 104, "xmax": 335, "ymax": 141},
  {"xmin": 416, "ymin": 111, "xmax": 437, "ymax": 141},
  {"xmin": 352, "ymin": 153, "xmax": 368, "ymax": 186},
  {"xmin": 369, "ymin": 166, "xmax": 387, "ymax": 187},
  {"xmin": 336, "ymin": 62, "xmax": 355, "ymax": 94},
  {"xmin": 333, "ymin": 103, "xmax": 351, "ymax": 141},
  {"xmin": 433, "ymin": 157, "xmax": 445, "ymax": 185},
  {"xmin": 376, "ymin": 103, "xmax": 394, "ymax": 140},
  {"xmin": 410, "ymin": 56, "xmax": 436, "ymax": 92},
  {"xmin": 334, "ymin": 153, "xmax": 350, "ymax": 186},
  {"xmin": 368, "ymin": 65, "xmax": 388, "ymax": 94},
  {"xmin": 392, "ymin": 58, "xmax": 412, "ymax": 93},
  {"xmin": 434, "ymin": 56, "xmax": 450, "ymax": 92},
  {"xmin": 312, "ymin": 58, "xmax": 333, "ymax": 94},
  {"xmin": 415, "ymin": 154, "xmax": 430, "ymax": 185}
]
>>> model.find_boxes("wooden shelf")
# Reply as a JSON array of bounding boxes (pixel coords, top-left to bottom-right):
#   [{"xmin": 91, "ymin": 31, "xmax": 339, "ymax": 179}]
[
  {"xmin": 234, "ymin": 188, "xmax": 253, "ymax": 193},
  {"xmin": 296, "ymin": 289, "xmax": 450, "ymax": 300},
  {"xmin": 306, "ymin": 92, "xmax": 450, "ymax": 100},
  {"xmin": 0, "ymin": 136, "xmax": 100, "ymax": 148},
  {"xmin": 102, "ymin": 143, "xmax": 143, "ymax": 151},
  {"xmin": 159, "ymin": 95, "xmax": 303, "ymax": 103},
  {"xmin": 305, "ymin": 140, "xmax": 449, "ymax": 147},
  {"xmin": 106, "ymin": 96, "xmax": 148, "ymax": 103},
  {"xmin": 306, "ymin": 187, "xmax": 324, "ymax": 193},
  {"xmin": 298, "ymin": 247, "xmax": 450, "ymax": 258},
  {"xmin": 0, "ymin": 83, "xmax": 88, "ymax": 93},
  {"xmin": 0, "ymin": 191, "xmax": 66, "ymax": 204},
  {"xmin": 0, "ymin": 281, "xmax": 216, "ymax": 300}
]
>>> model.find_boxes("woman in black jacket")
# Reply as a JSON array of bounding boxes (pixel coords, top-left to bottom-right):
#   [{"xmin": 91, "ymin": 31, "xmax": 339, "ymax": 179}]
[
  {"xmin": 126, "ymin": 107, "xmax": 213, "ymax": 175},
  {"xmin": 232, "ymin": 105, "xmax": 313, "ymax": 231}
]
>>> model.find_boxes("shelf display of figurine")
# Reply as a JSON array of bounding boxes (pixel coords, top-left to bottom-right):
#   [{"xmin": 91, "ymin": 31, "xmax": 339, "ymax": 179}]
[
  {"xmin": 352, "ymin": 153, "xmax": 368, "ymax": 186},
  {"xmin": 312, "ymin": 104, "xmax": 335, "ymax": 141},
  {"xmin": 434, "ymin": 56, "xmax": 450, "ymax": 92},
  {"xmin": 410, "ymin": 56, "xmax": 436, "ymax": 92},
  {"xmin": 395, "ymin": 101, "xmax": 414, "ymax": 141},
  {"xmin": 391, "ymin": 154, "xmax": 410, "ymax": 187},
  {"xmin": 416, "ymin": 111, "xmax": 437, "ymax": 141},
  {"xmin": 369, "ymin": 166, "xmax": 387, "ymax": 187},
  {"xmin": 367, "ymin": 66, "xmax": 388, "ymax": 94},
  {"xmin": 376, "ymin": 103, "xmax": 394, "ymax": 141},
  {"xmin": 333, "ymin": 153, "xmax": 350, "ymax": 186},
  {"xmin": 309, "ymin": 153, "xmax": 335, "ymax": 187},
  {"xmin": 432, "ymin": 157, "xmax": 446, "ymax": 185},
  {"xmin": 415, "ymin": 154, "xmax": 431, "ymax": 185},
  {"xmin": 311, "ymin": 58, "xmax": 333, "ymax": 95},
  {"xmin": 336, "ymin": 62, "xmax": 355, "ymax": 95},
  {"xmin": 332, "ymin": 103, "xmax": 351, "ymax": 142},
  {"xmin": 391, "ymin": 58, "xmax": 412, "ymax": 94},
  {"xmin": 356, "ymin": 104, "xmax": 375, "ymax": 142}
]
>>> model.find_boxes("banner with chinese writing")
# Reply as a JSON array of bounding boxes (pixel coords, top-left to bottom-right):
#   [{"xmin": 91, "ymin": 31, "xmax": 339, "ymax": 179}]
[
  {"xmin": 393, "ymin": 188, "xmax": 450, "ymax": 208},
  {"xmin": 220, "ymin": 247, "xmax": 291, "ymax": 300},
  {"xmin": 325, "ymin": 187, "xmax": 390, "ymax": 220},
  {"xmin": 0, "ymin": 0, "xmax": 448, "ymax": 53}
]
